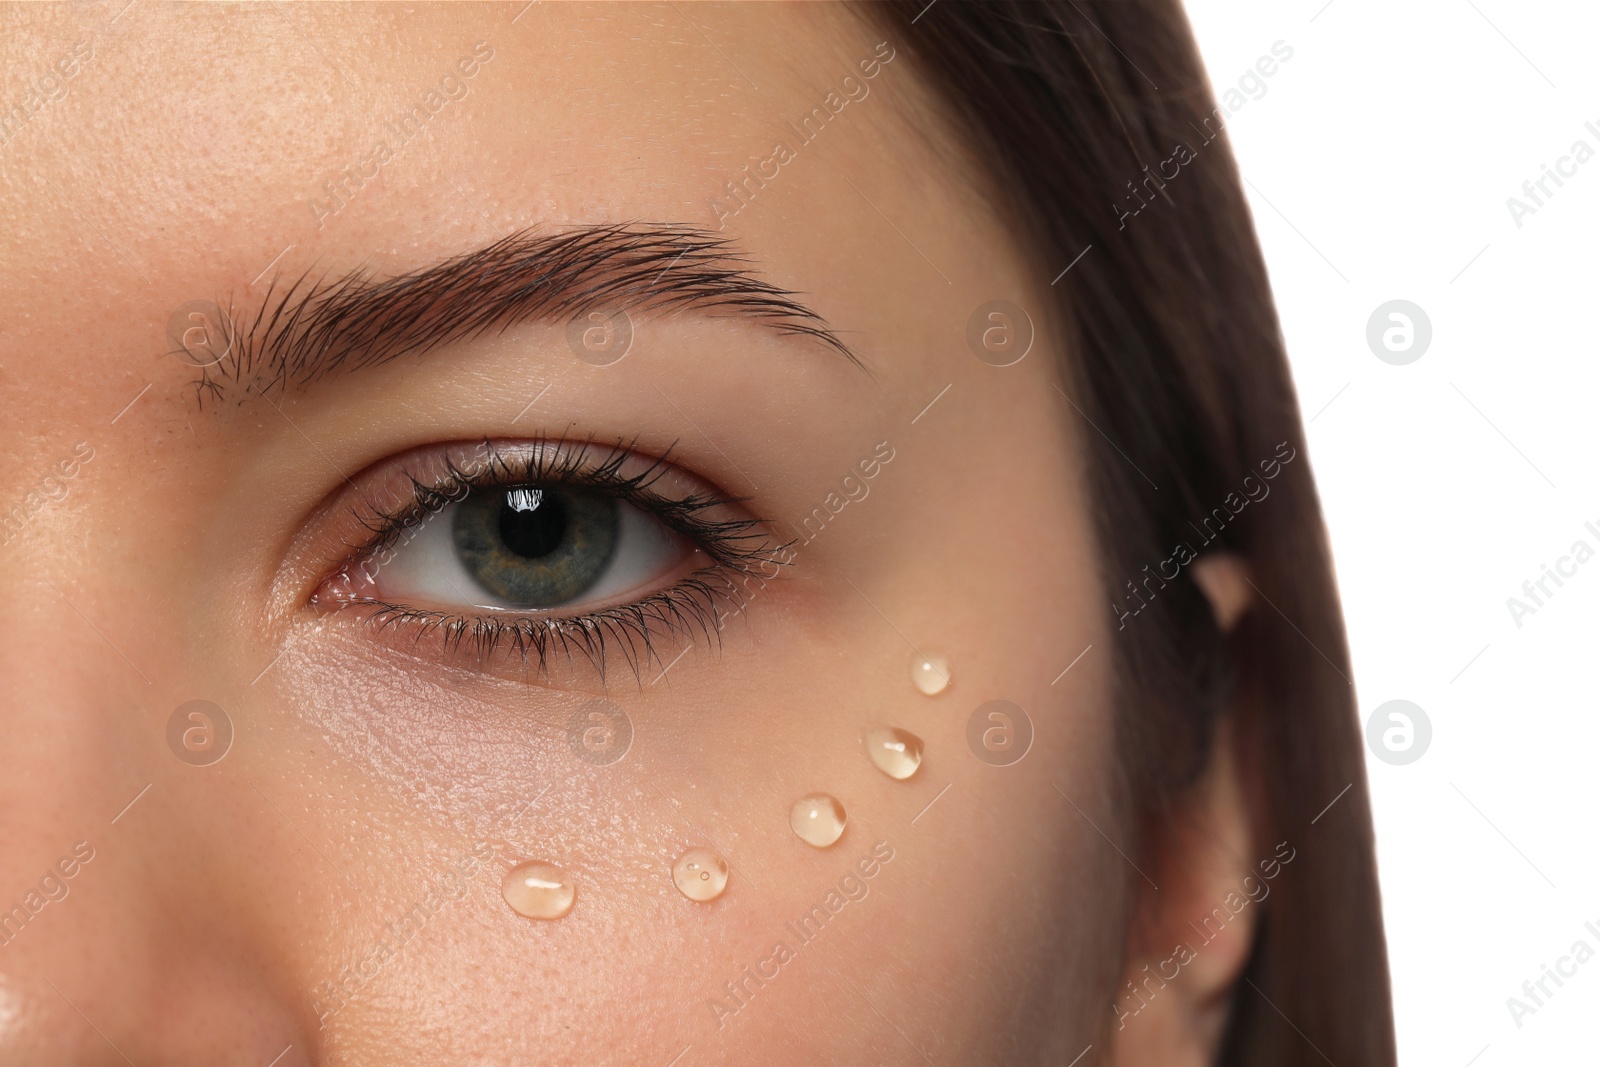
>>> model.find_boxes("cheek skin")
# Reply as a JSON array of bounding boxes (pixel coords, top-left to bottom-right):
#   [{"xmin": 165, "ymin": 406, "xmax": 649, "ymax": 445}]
[{"xmin": 229, "ymin": 592, "xmax": 1118, "ymax": 1062}]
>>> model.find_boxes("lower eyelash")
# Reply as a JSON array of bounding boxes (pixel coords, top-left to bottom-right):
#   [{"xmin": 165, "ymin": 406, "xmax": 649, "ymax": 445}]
[{"xmin": 346, "ymin": 567, "xmax": 749, "ymax": 682}]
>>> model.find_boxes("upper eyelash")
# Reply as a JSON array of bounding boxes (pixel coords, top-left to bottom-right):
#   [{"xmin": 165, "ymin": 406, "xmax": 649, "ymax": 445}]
[
  {"xmin": 327, "ymin": 437, "xmax": 791, "ymax": 680},
  {"xmin": 346, "ymin": 436, "xmax": 773, "ymax": 569}
]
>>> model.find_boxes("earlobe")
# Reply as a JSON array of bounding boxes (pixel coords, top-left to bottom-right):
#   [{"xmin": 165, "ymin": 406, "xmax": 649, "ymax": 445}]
[
  {"xmin": 1109, "ymin": 713, "xmax": 1262, "ymax": 1066},
  {"xmin": 1191, "ymin": 554, "xmax": 1253, "ymax": 633}
]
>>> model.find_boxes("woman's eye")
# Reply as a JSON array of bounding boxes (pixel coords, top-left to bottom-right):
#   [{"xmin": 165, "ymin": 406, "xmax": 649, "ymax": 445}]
[
  {"xmin": 360, "ymin": 482, "xmax": 697, "ymax": 613},
  {"xmin": 308, "ymin": 440, "xmax": 781, "ymax": 674}
]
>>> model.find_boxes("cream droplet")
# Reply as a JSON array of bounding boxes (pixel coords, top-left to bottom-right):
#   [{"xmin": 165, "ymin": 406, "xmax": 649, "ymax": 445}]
[
  {"xmin": 501, "ymin": 860, "xmax": 577, "ymax": 920},
  {"xmin": 790, "ymin": 793, "xmax": 847, "ymax": 848},
  {"xmin": 910, "ymin": 653, "xmax": 950, "ymax": 696},
  {"xmin": 864, "ymin": 726, "xmax": 924, "ymax": 780},
  {"xmin": 672, "ymin": 847, "xmax": 730, "ymax": 902}
]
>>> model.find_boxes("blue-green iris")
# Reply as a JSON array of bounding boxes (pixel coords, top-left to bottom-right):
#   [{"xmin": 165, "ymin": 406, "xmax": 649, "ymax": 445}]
[{"xmin": 452, "ymin": 485, "xmax": 620, "ymax": 607}]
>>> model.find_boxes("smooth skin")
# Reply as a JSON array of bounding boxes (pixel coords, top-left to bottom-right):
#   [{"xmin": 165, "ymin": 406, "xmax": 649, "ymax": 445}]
[{"xmin": 0, "ymin": 4, "xmax": 1260, "ymax": 1064}]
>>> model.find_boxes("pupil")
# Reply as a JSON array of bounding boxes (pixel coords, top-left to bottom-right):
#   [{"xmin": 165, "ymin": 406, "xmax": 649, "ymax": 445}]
[{"xmin": 498, "ymin": 490, "xmax": 567, "ymax": 558}]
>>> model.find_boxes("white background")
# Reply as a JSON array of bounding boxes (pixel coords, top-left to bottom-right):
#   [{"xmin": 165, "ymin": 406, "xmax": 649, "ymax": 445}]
[{"xmin": 1182, "ymin": 2, "xmax": 1599, "ymax": 1063}]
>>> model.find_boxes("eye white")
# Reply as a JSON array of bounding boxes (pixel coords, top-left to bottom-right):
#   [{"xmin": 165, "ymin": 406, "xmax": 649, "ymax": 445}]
[{"xmin": 367, "ymin": 491, "xmax": 688, "ymax": 611}]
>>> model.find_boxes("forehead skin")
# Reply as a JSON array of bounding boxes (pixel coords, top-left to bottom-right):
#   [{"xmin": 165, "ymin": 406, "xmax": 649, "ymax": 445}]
[{"xmin": 0, "ymin": 3, "xmax": 1120, "ymax": 1064}]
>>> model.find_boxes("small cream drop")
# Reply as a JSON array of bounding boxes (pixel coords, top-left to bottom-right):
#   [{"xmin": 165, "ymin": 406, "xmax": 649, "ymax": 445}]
[
  {"xmin": 501, "ymin": 860, "xmax": 577, "ymax": 920},
  {"xmin": 863, "ymin": 726, "xmax": 924, "ymax": 780},
  {"xmin": 672, "ymin": 847, "xmax": 730, "ymax": 902},
  {"xmin": 790, "ymin": 794, "xmax": 847, "ymax": 848},
  {"xmin": 910, "ymin": 653, "xmax": 950, "ymax": 696}
]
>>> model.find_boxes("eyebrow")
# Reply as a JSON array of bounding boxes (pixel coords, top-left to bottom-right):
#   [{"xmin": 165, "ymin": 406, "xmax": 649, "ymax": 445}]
[{"xmin": 193, "ymin": 223, "xmax": 858, "ymax": 404}]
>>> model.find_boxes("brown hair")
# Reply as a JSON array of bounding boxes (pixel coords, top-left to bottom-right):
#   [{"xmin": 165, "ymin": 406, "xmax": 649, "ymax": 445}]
[{"xmin": 863, "ymin": 2, "xmax": 1395, "ymax": 1063}]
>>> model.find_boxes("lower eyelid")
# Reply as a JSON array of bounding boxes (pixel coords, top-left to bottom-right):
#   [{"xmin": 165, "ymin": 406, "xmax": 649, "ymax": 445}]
[{"xmin": 321, "ymin": 561, "xmax": 753, "ymax": 685}]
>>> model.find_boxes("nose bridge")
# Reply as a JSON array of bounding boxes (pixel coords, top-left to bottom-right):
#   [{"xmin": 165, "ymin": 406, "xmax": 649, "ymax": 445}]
[
  {"xmin": 0, "ymin": 557, "xmax": 150, "ymax": 1052},
  {"xmin": 0, "ymin": 568, "xmax": 133, "ymax": 907},
  {"xmin": 0, "ymin": 550, "xmax": 317, "ymax": 1063}
]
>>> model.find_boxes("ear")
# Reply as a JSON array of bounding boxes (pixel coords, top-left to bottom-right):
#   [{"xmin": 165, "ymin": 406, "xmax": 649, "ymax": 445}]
[
  {"xmin": 1109, "ymin": 553, "xmax": 1261, "ymax": 1065},
  {"xmin": 1190, "ymin": 553, "xmax": 1253, "ymax": 633}
]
